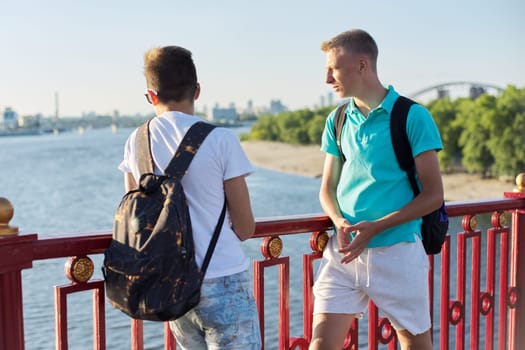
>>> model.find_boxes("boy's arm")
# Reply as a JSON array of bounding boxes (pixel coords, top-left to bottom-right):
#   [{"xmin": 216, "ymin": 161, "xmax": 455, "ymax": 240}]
[
  {"xmin": 224, "ymin": 175, "xmax": 255, "ymax": 241},
  {"xmin": 319, "ymin": 153, "xmax": 351, "ymax": 249},
  {"xmin": 124, "ymin": 172, "xmax": 137, "ymax": 192}
]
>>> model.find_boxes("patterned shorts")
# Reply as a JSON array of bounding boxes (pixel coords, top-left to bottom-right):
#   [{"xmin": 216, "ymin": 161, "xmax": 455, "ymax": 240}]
[{"xmin": 169, "ymin": 270, "xmax": 261, "ymax": 350}]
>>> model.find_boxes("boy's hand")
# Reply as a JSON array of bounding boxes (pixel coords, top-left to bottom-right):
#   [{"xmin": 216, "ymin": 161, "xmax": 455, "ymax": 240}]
[
  {"xmin": 333, "ymin": 217, "xmax": 352, "ymax": 251},
  {"xmin": 338, "ymin": 221, "xmax": 378, "ymax": 264}
]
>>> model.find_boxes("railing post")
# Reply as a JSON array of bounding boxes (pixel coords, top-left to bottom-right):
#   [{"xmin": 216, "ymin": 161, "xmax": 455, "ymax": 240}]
[
  {"xmin": 0, "ymin": 197, "xmax": 37, "ymax": 350},
  {"xmin": 505, "ymin": 173, "xmax": 525, "ymax": 350}
]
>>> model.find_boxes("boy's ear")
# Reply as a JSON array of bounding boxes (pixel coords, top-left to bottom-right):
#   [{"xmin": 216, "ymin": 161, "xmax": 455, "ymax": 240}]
[
  {"xmin": 359, "ymin": 59, "xmax": 367, "ymax": 72},
  {"xmin": 194, "ymin": 83, "xmax": 201, "ymax": 100}
]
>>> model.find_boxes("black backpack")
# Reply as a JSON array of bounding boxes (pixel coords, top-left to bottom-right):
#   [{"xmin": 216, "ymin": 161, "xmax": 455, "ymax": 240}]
[
  {"xmin": 334, "ymin": 96, "xmax": 449, "ymax": 255},
  {"xmin": 103, "ymin": 120, "xmax": 226, "ymax": 321}
]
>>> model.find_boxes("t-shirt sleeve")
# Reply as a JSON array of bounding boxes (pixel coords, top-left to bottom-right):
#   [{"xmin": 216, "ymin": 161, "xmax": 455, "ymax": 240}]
[
  {"xmin": 406, "ymin": 104, "xmax": 443, "ymax": 157},
  {"xmin": 118, "ymin": 136, "xmax": 132, "ymax": 173},
  {"xmin": 118, "ymin": 129, "xmax": 138, "ymax": 175},
  {"xmin": 218, "ymin": 129, "xmax": 254, "ymax": 180},
  {"xmin": 320, "ymin": 108, "xmax": 340, "ymax": 156}
]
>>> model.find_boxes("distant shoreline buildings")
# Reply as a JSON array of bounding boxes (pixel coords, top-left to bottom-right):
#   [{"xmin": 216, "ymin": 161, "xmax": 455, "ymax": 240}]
[
  {"xmin": 0, "ymin": 82, "xmax": 507, "ymax": 135},
  {"xmin": 0, "ymin": 96, "xmax": 298, "ymax": 135}
]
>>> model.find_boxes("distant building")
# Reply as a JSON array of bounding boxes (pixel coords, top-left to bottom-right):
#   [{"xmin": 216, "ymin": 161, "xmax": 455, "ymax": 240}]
[
  {"xmin": 319, "ymin": 92, "xmax": 335, "ymax": 108},
  {"xmin": 246, "ymin": 100, "xmax": 254, "ymax": 114},
  {"xmin": 269, "ymin": 99, "xmax": 286, "ymax": 114},
  {"xmin": 211, "ymin": 104, "xmax": 238, "ymax": 122},
  {"xmin": 327, "ymin": 92, "xmax": 334, "ymax": 106},
  {"xmin": 2, "ymin": 107, "xmax": 18, "ymax": 130},
  {"xmin": 320, "ymin": 95, "xmax": 326, "ymax": 107},
  {"xmin": 18, "ymin": 114, "xmax": 42, "ymax": 128}
]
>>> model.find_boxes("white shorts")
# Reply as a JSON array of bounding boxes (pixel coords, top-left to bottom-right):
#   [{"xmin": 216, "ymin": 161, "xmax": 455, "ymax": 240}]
[{"xmin": 313, "ymin": 234, "xmax": 431, "ymax": 335}]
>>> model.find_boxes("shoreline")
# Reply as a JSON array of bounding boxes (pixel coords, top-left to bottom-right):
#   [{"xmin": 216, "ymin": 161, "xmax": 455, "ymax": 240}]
[{"xmin": 241, "ymin": 140, "xmax": 518, "ymax": 202}]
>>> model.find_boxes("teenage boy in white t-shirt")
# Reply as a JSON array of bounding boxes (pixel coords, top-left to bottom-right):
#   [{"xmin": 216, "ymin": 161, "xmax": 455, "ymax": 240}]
[{"xmin": 119, "ymin": 45, "xmax": 261, "ymax": 350}]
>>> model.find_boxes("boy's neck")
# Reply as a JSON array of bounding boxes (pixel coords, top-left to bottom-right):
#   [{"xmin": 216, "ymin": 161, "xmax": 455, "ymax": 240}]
[
  {"xmin": 154, "ymin": 100, "xmax": 195, "ymax": 116},
  {"xmin": 354, "ymin": 82, "xmax": 388, "ymax": 117}
]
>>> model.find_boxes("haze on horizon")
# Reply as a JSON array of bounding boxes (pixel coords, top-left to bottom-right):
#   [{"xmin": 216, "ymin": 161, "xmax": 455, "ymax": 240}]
[{"xmin": 1, "ymin": 0, "xmax": 523, "ymax": 117}]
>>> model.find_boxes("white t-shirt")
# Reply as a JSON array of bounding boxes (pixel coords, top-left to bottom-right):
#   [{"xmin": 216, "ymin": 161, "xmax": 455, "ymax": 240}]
[{"xmin": 118, "ymin": 111, "xmax": 254, "ymax": 279}]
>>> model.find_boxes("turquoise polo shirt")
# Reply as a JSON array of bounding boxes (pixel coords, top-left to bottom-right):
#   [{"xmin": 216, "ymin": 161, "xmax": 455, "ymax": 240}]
[{"xmin": 320, "ymin": 86, "xmax": 443, "ymax": 247}]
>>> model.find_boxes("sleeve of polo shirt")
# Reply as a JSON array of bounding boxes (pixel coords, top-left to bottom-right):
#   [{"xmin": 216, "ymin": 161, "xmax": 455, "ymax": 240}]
[
  {"xmin": 320, "ymin": 108, "xmax": 340, "ymax": 156},
  {"xmin": 406, "ymin": 104, "xmax": 443, "ymax": 158}
]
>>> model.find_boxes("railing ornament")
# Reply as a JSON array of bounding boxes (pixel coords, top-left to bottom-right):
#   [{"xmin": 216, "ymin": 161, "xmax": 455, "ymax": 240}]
[
  {"xmin": 508, "ymin": 286, "xmax": 520, "ymax": 309},
  {"xmin": 309, "ymin": 231, "xmax": 329, "ymax": 252},
  {"xmin": 448, "ymin": 300, "xmax": 465, "ymax": 325},
  {"xmin": 0, "ymin": 197, "xmax": 19, "ymax": 236},
  {"xmin": 64, "ymin": 256, "xmax": 94, "ymax": 283},
  {"xmin": 492, "ymin": 211, "xmax": 507, "ymax": 228},
  {"xmin": 377, "ymin": 318, "xmax": 396, "ymax": 344},
  {"xmin": 462, "ymin": 214, "xmax": 478, "ymax": 231},
  {"xmin": 480, "ymin": 292, "xmax": 494, "ymax": 315},
  {"xmin": 261, "ymin": 236, "xmax": 283, "ymax": 259},
  {"xmin": 516, "ymin": 173, "xmax": 525, "ymax": 193},
  {"xmin": 505, "ymin": 172, "xmax": 525, "ymax": 198}
]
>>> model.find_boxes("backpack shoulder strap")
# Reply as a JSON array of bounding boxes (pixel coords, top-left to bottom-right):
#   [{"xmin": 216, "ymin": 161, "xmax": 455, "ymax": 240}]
[
  {"xmin": 334, "ymin": 102, "xmax": 350, "ymax": 163},
  {"xmin": 136, "ymin": 120, "xmax": 154, "ymax": 175},
  {"xmin": 164, "ymin": 121, "xmax": 216, "ymax": 179},
  {"xmin": 390, "ymin": 96, "xmax": 420, "ymax": 195},
  {"xmin": 200, "ymin": 200, "xmax": 227, "ymax": 275}
]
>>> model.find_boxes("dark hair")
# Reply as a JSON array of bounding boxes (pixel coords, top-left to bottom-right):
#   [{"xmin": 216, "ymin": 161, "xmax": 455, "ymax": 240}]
[
  {"xmin": 143, "ymin": 46, "xmax": 198, "ymax": 103},
  {"xmin": 321, "ymin": 29, "xmax": 378, "ymax": 64}
]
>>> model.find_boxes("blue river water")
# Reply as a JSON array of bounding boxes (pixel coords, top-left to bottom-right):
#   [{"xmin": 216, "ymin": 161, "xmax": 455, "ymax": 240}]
[{"xmin": 0, "ymin": 126, "xmax": 493, "ymax": 349}]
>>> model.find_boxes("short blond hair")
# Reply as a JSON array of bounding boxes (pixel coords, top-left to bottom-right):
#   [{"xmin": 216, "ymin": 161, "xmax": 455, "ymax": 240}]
[{"xmin": 321, "ymin": 29, "xmax": 378, "ymax": 64}]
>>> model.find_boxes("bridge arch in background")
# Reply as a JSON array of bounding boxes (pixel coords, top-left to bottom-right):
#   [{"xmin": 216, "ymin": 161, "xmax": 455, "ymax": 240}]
[{"xmin": 408, "ymin": 81, "xmax": 505, "ymax": 102}]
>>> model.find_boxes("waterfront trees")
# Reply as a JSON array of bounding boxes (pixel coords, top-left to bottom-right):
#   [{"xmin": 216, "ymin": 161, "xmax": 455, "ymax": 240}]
[
  {"xmin": 242, "ymin": 106, "xmax": 331, "ymax": 145},
  {"xmin": 453, "ymin": 95, "xmax": 496, "ymax": 177},
  {"xmin": 426, "ymin": 97, "xmax": 464, "ymax": 172}
]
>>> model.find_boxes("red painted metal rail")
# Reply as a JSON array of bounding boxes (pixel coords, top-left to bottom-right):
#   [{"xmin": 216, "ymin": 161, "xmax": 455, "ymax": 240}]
[{"xmin": 1, "ymin": 196, "xmax": 525, "ymax": 349}]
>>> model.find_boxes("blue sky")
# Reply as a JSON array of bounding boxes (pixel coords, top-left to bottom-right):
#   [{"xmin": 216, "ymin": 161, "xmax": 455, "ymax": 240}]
[{"xmin": 1, "ymin": 0, "xmax": 523, "ymax": 117}]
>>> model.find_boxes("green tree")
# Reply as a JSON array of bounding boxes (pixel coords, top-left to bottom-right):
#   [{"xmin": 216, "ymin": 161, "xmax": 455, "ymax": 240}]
[
  {"xmin": 486, "ymin": 86, "xmax": 525, "ymax": 176},
  {"xmin": 427, "ymin": 98, "xmax": 461, "ymax": 172},
  {"xmin": 457, "ymin": 95, "xmax": 495, "ymax": 177},
  {"xmin": 276, "ymin": 110, "xmax": 314, "ymax": 144},
  {"xmin": 245, "ymin": 106, "xmax": 334, "ymax": 145},
  {"xmin": 307, "ymin": 114, "xmax": 327, "ymax": 145},
  {"xmin": 248, "ymin": 114, "xmax": 279, "ymax": 141}
]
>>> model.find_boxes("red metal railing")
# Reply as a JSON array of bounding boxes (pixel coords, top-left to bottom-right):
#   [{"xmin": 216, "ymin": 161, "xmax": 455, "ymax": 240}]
[{"xmin": 1, "ymin": 195, "xmax": 525, "ymax": 349}]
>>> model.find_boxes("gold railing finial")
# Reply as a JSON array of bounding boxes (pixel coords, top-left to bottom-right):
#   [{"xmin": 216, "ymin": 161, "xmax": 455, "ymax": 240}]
[
  {"xmin": 0, "ymin": 197, "xmax": 19, "ymax": 236},
  {"xmin": 516, "ymin": 173, "xmax": 525, "ymax": 193}
]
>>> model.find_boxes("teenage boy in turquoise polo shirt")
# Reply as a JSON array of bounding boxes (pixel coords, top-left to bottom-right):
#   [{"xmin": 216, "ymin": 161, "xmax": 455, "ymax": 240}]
[{"xmin": 310, "ymin": 29, "xmax": 443, "ymax": 350}]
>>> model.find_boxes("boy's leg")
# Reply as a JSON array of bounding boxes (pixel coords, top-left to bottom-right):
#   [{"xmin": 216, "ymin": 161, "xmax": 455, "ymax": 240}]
[
  {"xmin": 201, "ymin": 271, "xmax": 261, "ymax": 350},
  {"xmin": 170, "ymin": 271, "xmax": 260, "ymax": 350},
  {"xmin": 311, "ymin": 236, "xmax": 368, "ymax": 349},
  {"xmin": 396, "ymin": 329, "xmax": 433, "ymax": 350},
  {"xmin": 310, "ymin": 313, "xmax": 356, "ymax": 350},
  {"xmin": 366, "ymin": 237, "xmax": 432, "ymax": 347},
  {"xmin": 169, "ymin": 310, "xmax": 207, "ymax": 350}
]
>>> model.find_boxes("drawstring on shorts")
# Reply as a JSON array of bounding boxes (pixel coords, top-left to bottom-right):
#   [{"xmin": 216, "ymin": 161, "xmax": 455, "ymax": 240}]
[{"xmin": 354, "ymin": 249, "xmax": 371, "ymax": 288}]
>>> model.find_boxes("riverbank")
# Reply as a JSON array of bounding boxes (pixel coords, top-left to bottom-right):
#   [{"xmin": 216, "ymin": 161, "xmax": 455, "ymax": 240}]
[{"xmin": 241, "ymin": 140, "xmax": 517, "ymax": 202}]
